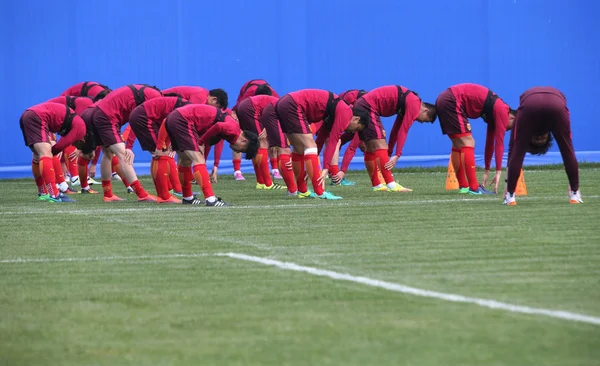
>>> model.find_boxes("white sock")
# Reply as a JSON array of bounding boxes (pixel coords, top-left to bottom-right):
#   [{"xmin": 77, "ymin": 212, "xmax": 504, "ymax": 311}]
[
  {"xmin": 386, "ymin": 181, "xmax": 398, "ymax": 189},
  {"xmin": 82, "ymin": 186, "xmax": 90, "ymax": 191},
  {"xmin": 206, "ymin": 196, "xmax": 217, "ymax": 203},
  {"xmin": 234, "ymin": 170, "xmax": 242, "ymax": 174},
  {"xmin": 58, "ymin": 182, "xmax": 69, "ymax": 192},
  {"xmin": 373, "ymin": 184, "xmax": 385, "ymax": 189},
  {"xmin": 184, "ymin": 196, "xmax": 194, "ymax": 200}
]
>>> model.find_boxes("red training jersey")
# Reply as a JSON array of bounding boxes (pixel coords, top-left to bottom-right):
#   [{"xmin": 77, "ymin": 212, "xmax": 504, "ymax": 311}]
[
  {"xmin": 176, "ymin": 104, "xmax": 234, "ymax": 136},
  {"xmin": 60, "ymin": 81, "xmax": 108, "ymax": 99},
  {"xmin": 162, "ymin": 86, "xmax": 209, "ymax": 104},
  {"xmin": 199, "ymin": 120, "xmax": 242, "ymax": 146},
  {"xmin": 47, "ymin": 96, "xmax": 94, "ymax": 115},
  {"xmin": 143, "ymin": 96, "xmax": 187, "ymax": 121},
  {"xmin": 361, "ymin": 85, "xmax": 422, "ymax": 158},
  {"xmin": 234, "ymin": 79, "xmax": 279, "ymax": 108},
  {"xmin": 96, "ymin": 85, "xmax": 162, "ymax": 126}
]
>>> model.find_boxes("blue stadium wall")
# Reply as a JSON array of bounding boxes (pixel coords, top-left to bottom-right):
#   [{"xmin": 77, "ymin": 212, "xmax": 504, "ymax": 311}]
[{"xmin": 1, "ymin": 0, "xmax": 598, "ymax": 178}]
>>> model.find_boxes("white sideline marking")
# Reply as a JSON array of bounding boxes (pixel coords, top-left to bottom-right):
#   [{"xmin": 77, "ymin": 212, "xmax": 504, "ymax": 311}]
[
  {"xmin": 222, "ymin": 252, "xmax": 600, "ymax": 326},
  {"xmin": 1, "ymin": 195, "xmax": 598, "ymax": 216},
  {"xmin": 0, "ymin": 253, "xmax": 212, "ymax": 264},
  {"xmin": 2, "ymin": 251, "xmax": 600, "ymax": 325}
]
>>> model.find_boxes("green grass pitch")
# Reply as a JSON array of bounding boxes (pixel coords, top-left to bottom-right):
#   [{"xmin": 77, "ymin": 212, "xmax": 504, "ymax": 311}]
[{"xmin": 1, "ymin": 166, "xmax": 599, "ymax": 366}]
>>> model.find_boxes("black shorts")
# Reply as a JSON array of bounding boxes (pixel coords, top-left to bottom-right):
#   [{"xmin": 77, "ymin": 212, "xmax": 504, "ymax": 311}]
[
  {"xmin": 436, "ymin": 88, "xmax": 471, "ymax": 135},
  {"xmin": 129, "ymin": 105, "xmax": 159, "ymax": 151},
  {"xmin": 354, "ymin": 98, "xmax": 386, "ymax": 141},
  {"xmin": 275, "ymin": 95, "xmax": 311, "ymax": 134},
  {"xmin": 165, "ymin": 110, "xmax": 199, "ymax": 152}
]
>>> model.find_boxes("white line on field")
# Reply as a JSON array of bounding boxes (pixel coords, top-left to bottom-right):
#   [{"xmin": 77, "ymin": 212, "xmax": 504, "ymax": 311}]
[
  {"xmin": 221, "ymin": 252, "xmax": 600, "ymax": 326},
  {"xmin": 0, "ymin": 253, "xmax": 213, "ymax": 264},
  {"xmin": 1, "ymin": 195, "xmax": 598, "ymax": 215},
  {"xmin": 2, "ymin": 251, "xmax": 599, "ymax": 325}
]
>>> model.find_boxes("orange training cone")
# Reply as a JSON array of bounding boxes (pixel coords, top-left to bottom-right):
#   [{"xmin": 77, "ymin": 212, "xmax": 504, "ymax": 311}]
[
  {"xmin": 515, "ymin": 169, "xmax": 528, "ymax": 196},
  {"xmin": 445, "ymin": 154, "xmax": 459, "ymax": 190}
]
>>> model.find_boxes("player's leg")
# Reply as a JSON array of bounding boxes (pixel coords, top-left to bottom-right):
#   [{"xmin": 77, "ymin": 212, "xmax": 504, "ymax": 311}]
[
  {"xmin": 270, "ymin": 147, "xmax": 282, "ymax": 179},
  {"xmin": 451, "ymin": 147, "xmax": 469, "ymax": 193},
  {"xmin": 33, "ymin": 142, "xmax": 61, "ymax": 201},
  {"xmin": 550, "ymin": 108, "xmax": 581, "ymax": 203},
  {"xmin": 31, "ymin": 155, "xmax": 47, "ymax": 197},
  {"xmin": 109, "ymin": 142, "xmax": 156, "ymax": 202},
  {"xmin": 232, "ymin": 151, "xmax": 244, "ymax": 180},
  {"xmin": 181, "ymin": 148, "xmax": 228, "ymax": 206},
  {"xmin": 100, "ymin": 147, "xmax": 123, "ymax": 201},
  {"xmin": 328, "ymin": 139, "xmax": 341, "ymax": 184}
]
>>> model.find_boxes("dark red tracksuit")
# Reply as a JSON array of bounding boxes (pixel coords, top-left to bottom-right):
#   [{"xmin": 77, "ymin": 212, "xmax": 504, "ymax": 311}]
[
  {"xmin": 162, "ymin": 86, "xmax": 209, "ymax": 104},
  {"xmin": 60, "ymin": 82, "xmax": 109, "ymax": 99},
  {"xmin": 129, "ymin": 97, "xmax": 188, "ymax": 151},
  {"xmin": 235, "ymin": 95, "xmax": 279, "ymax": 134},
  {"xmin": 507, "ymin": 86, "xmax": 578, "ymax": 193},
  {"xmin": 20, "ymin": 102, "xmax": 86, "ymax": 155},
  {"xmin": 234, "ymin": 79, "xmax": 279, "ymax": 109},
  {"xmin": 165, "ymin": 104, "xmax": 234, "ymax": 151},
  {"xmin": 276, "ymin": 89, "xmax": 353, "ymax": 170},
  {"xmin": 47, "ymin": 96, "xmax": 94, "ymax": 115},
  {"xmin": 436, "ymin": 83, "xmax": 511, "ymax": 170},
  {"xmin": 85, "ymin": 85, "xmax": 162, "ymax": 147}
]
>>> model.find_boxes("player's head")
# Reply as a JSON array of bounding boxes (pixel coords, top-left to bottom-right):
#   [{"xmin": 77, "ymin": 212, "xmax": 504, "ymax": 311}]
[
  {"xmin": 231, "ymin": 130, "xmax": 259, "ymax": 160},
  {"xmin": 507, "ymin": 109, "xmax": 517, "ymax": 130},
  {"xmin": 78, "ymin": 119, "xmax": 96, "ymax": 154},
  {"xmin": 528, "ymin": 132, "xmax": 553, "ymax": 155},
  {"xmin": 417, "ymin": 102, "xmax": 437, "ymax": 123},
  {"xmin": 208, "ymin": 89, "xmax": 228, "ymax": 109},
  {"xmin": 347, "ymin": 107, "xmax": 370, "ymax": 132},
  {"xmin": 255, "ymin": 84, "xmax": 273, "ymax": 96},
  {"xmin": 93, "ymin": 88, "xmax": 111, "ymax": 102}
]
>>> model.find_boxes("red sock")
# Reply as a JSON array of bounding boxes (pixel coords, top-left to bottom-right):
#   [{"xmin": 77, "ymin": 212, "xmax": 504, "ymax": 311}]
[
  {"xmin": 39, "ymin": 157, "xmax": 58, "ymax": 197},
  {"xmin": 252, "ymin": 157, "xmax": 265, "ymax": 185},
  {"xmin": 291, "ymin": 152, "xmax": 307, "ymax": 193},
  {"xmin": 101, "ymin": 180, "xmax": 113, "ymax": 198},
  {"xmin": 130, "ymin": 180, "xmax": 149, "ymax": 198},
  {"xmin": 258, "ymin": 148, "xmax": 273, "ymax": 187},
  {"xmin": 78, "ymin": 157, "xmax": 90, "ymax": 189},
  {"xmin": 364, "ymin": 152, "xmax": 380, "ymax": 186},
  {"xmin": 304, "ymin": 153, "xmax": 324, "ymax": 196},
  {"xmin": 167, "ymin": 157, "xmax": 181, "ymax": 193},
  {"xmin": 52, "ymin": 156, "xmax": 66, "ymax": 184},
  {"xmin": 461, "ymin": 146, "xmax": 479, "ymax": 191},
  {"xmin": 111, "ymin": 155, "xmax": 130, "ymax": 187},
  {"xmin": 178, "ymin": 166, "xmax": 193, "ymax": 198},
  {"xmin": 32, "ymin": 160, "xmax": 46, "ymax": 195},
  {"xmin": 278, "ymin": 153, "xmax": 297, "ymax": 193},
  {"xmin": 193, "ymin": 164, "xmax": 214, "ymax": 199},
  {"xmin": 154, "ymin": 156, "xmax": 171, "ymax": 200},
  {"xmin": 270, "ymin": 156, "xmax": 279, "ymax": 171},
  {"xmin": 63, "ymin": 145, "xmax": 79, "ymax": 177},
  {"xmin": 233, "ymin": 158, "xmax": 241, "ymax": 172},
  {"xmin": 329, "ymin": 164, "xmax": 340, "ymax": 177},
  {"xmin": 374, "ymin": 149, "xmax": 394, "ymax": 184},
  {"xmin": 451, "ymin": 147, "xmax": 468, "ymax": 188}
]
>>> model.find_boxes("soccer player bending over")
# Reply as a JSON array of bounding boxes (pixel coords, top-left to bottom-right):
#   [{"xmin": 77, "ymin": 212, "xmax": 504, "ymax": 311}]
[
  {"xmin": 436, "ymin": 83, "xmax": 516, "ymax": 195},
  {"xmin": 163, "ymin": 104, "xmax": 259, "ymax": 206},
  {"xmin": 504, "ymin": 87, "xmax": 582, "ymax": 205},
  {"xmin": 275, "ymin": 89, "xmax": 368, "ymax": 200},
  {"xmin": 19, "ymin": 102, "xmax": 86, "ymax": 202}
]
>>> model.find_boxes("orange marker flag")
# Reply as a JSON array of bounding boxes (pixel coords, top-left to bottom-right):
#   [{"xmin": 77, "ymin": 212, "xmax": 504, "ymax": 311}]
[
  {"xmin": 446, "ymin": 154, "xmax": 459, "ymax": 190},
  {"xmin": 516, "ymin": 169, "xmax": 528, "ymax": 196}
]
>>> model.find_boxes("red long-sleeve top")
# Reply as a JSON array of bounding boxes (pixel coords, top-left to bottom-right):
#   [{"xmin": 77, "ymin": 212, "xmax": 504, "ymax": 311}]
[
  {"xmin": 234, "ymin": 79, "xmax": 279, "ymax": 108},
  {"xmin": 96, "ymin": 84, "xmax": 162, "ymax": 127},
  {"xmin": 162, "ymin": 86, "xmax": 209, "ymax": 104},
  {"xmin": 47, "ymin": 96, "xmax": 94, "ymax": 115},
  {"xmin": 60, "ymin": 81, "xmax": 108, "ymax": 99}
]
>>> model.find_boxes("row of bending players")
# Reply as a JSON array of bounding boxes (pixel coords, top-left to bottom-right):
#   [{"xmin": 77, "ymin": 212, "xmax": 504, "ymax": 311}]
[{"xmin": 20, "ymin": 80, "xmax": 582, "ymax": 206}]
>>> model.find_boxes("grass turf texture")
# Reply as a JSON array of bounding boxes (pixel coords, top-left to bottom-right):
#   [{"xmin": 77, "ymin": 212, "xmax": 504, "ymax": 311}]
[{"xmin": 1, "ymin": 166, "xmax": 599, "ymax": 366}]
